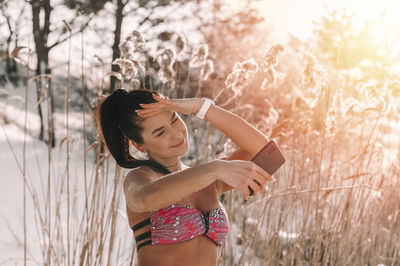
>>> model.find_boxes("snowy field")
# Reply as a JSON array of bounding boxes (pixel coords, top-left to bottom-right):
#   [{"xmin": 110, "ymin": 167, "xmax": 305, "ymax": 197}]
[{"xmin": 0, "ymin": 83, "xmax": 131, "ymax": 265}]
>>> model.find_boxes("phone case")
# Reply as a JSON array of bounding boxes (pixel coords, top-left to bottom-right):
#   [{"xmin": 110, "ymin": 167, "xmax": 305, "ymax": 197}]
[
  {"xmin": 248, "ymin": 140, "xmax": 285, "ymax": 196},
  {"xmin": 251, "ymin": 140, "xmax": 286, "ymax": 175}
]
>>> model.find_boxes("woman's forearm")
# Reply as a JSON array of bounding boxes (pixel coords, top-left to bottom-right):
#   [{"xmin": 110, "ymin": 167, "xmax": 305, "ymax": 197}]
[
  {"xmin": 203, "ymin": 102, "xmax": 269, "ymax": 157},
  {"xmin": 131, "ymin": 161, "xmax": 218, "ymax": 212}
]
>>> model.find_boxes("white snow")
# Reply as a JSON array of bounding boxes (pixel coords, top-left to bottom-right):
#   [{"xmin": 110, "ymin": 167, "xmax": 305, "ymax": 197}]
[{"xmin": 0, "ymin": 83, "xmax": 133, "ymax": 265}]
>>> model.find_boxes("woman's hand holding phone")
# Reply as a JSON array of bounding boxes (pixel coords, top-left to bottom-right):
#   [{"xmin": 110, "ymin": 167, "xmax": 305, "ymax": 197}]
[
  {"xmin": 214, "ymin": 160, "xmax": 274, "ymax": 201},
  {"xmin": 249, "ymin": 140, "xmax": 285, "ymax": 196}
]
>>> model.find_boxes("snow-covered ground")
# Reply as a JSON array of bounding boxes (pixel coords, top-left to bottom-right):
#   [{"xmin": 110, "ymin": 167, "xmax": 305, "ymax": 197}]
[
  {"xmin": 0, "ymin": 83, "xmax": 133, "ymax": 265},
  {"xmin": 0, "ymin": 121, "xmax": 49, "ymax": 265},
  {"xmin": 0, "ymin": 83, "xmax": 43, "ymax": 265}
]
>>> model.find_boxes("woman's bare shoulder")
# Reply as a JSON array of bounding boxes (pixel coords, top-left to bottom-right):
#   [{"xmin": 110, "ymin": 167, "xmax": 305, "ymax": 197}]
[{"xmin": 123, "ymin": 165, "xmax": 156, "ymax": 189}]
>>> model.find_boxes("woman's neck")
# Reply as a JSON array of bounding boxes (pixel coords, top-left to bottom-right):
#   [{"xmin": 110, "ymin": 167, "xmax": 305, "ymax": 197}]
[
  {"xmin": 148, "ymin": 155, "xmax": 184, "ymax": 172},
  {"xmin": 164, "ymin": 160, "xmax": 182, "ymax": 172}
]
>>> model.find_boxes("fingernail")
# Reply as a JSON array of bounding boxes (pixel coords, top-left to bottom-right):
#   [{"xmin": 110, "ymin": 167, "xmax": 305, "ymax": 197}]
[{"xmin": 139, "ymin": 104, "xmax": 143, "ymax": 106}]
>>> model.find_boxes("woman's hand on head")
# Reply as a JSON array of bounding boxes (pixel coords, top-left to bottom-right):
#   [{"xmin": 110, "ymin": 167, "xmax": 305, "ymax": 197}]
[
  {"xmin": 213, "ymin": 160, "xmax": 275, "ymax": 201},
  {"xmin": 135, "ymin": 94, "xmax": 204, "ymax": 118}
]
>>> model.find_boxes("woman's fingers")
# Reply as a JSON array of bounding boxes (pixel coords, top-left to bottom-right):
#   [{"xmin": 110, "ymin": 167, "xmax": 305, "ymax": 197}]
[
  {"xmin": 138, "ymin": 95, "xmax": 183, "ymax": 116},
  {"xmin": 136, "ymin": 109, "xmax": 162, "ymax": 117},
  {"xmin": 139, "ymin": 102, "xmax": 166, "ymax": 109},
  {"xmin": 246, "ymin": 162, "xmax": 274, "ymax": 198},
  {"xmin": 248, "ymin": 179, "xmax": 262, "ymax": 196},
  {"xmin": 242, "ymin": 186, "xmax": 250, "ymax": 201},
  {"xmin": 138, "ymin": 103, "xmax": 157, "ymax": 109},
  {"xmin": 248, "ymin": 179, "xmax": 261, "ymax": 196},
  {"xmin": 135, "ymin": 99, "xmax": 171, "ymax": 117},
  {"xmin": 253, "ymin": 178, "xmax": 262, "ymax": 188},
  {"xmin": 217, "ymin": 160, "xmax": 276, "ymax": 201},
  {"xmin": 252, "ymin": 172, "xmax": 267, "ymax": 189},
  {"xmin": 139, "ymin": 95, "xmax": 172, "ymax": 110},
  {"xmin": 153, "ymin": 94, "xmax": 168, "ymax": 101},
  {"xmin": 252, "ymin": 163, "xmax": 275, "ymax": 182},
  {"xmin": 248, "ymin": 186, "xmax": 254, "ymax": 196},
  {"xmin": 140, "ymin": 95, "xmax": 198, "ymax": 116}
]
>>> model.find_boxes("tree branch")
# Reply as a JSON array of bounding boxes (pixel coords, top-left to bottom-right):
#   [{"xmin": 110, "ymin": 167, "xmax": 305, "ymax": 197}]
[
  {"xmin": 49, "ymin": 17, "xmax": 93, "ymax": 49},
  {"xmin": 0, "ymin": 3, "xmax": 13, "ymax": 37}
]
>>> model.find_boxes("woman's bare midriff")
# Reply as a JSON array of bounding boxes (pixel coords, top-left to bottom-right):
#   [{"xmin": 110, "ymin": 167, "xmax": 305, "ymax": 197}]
[
  {"xmin": 125, "ymin": 166, "xmax": 224, "ymax": 266},
  {"xmin": 137, "ymin": 235, "xmax": 218, "ymax": 266}
]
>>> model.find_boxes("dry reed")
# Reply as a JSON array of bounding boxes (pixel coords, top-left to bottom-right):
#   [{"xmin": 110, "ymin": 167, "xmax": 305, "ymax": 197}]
[{"xmin": 4, "ymin": 30, "xmax": 399, "ymax": 266}]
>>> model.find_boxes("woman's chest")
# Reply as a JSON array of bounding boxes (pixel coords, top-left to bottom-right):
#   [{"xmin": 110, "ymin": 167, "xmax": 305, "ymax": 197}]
[
  {"xmin": 189, "ymin": 182, "xmax": 221, "ymax": 211},
  {"xmin": 127, "ymin": 182, "xmax": 220, "ymax": 227},
  {"xmin": 129, "ymin": 182, "xmax": 227, "ymax": 266}
]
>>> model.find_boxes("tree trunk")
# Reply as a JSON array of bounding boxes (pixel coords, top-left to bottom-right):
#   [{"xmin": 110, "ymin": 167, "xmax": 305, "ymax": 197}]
[
  {"xmin": 1, "ymin": 4, "xmax": 18, "ymax": 78},
  {"xmin": 110, "ymin": 0, "xmax": 126, "ymax": 93},
  {"xmin": 31, "ymin": 0, "xmax": 45, "ymax": 142},
  {"xmin": 6, "ymin": 36, "xmax": 17, "ymax": 77},
  {"xmin": 31, "ymin": 0, "xmax": 55, "ymax": 147}
]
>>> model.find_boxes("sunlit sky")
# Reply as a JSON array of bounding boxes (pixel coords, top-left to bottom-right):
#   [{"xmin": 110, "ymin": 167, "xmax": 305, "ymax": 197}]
[
  {"xmin": 248, "ymin": 0, "xmax": 400, "ymax": 41},
  {"xmin": 251, "ymin": 0, "xmax": 400, "ymax": 75}
]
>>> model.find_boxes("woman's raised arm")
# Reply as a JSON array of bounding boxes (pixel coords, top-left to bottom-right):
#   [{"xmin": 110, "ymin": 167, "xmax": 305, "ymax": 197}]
[{"xmin": 204, "ymin": 102, "xmax": 269, "ymax": 158}]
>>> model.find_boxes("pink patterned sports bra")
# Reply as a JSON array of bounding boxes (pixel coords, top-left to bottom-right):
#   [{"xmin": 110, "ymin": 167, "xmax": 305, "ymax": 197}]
[{"xmin": 132, "ymin": 203, "xmax": 230, "ymax": 252}]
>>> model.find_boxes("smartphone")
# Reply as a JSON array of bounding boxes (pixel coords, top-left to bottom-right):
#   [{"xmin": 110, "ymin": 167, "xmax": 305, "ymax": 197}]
[{"xmin": 248, "ymin": 140, "xmax": 286, "ymax": 196}]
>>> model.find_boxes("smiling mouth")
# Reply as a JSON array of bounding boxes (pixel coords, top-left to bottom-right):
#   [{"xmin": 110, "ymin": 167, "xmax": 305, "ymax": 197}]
[{"xmin": 171, "ymin": 139, "xmax": 184, "ymax": 147}]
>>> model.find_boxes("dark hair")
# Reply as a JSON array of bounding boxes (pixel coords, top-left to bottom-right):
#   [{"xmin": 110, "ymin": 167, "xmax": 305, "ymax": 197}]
[{"xmin": 94, "ymin": 89, "xmax": 170, "ymax": 174}]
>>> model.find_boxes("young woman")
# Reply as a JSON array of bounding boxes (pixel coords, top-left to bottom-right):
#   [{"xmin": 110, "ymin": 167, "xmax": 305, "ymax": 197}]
[{"xmin": 95, "ymin": 88, "xmax": 274, "ymax": 265}]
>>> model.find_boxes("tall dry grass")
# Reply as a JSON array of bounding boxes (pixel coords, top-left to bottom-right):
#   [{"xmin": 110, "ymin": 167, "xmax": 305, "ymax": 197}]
[
  {"xmin": 4, "ymin": 28, "xmax": 400, "ymax": 266},
  {"xmin": 217, "ymin": 52, "xmax": 400, "ymax": 265}
]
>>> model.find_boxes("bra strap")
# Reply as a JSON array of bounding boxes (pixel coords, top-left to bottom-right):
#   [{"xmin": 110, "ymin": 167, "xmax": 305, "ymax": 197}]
[
  {"xmin": 136, "ymin": 240, "xmax": 152, "ymax": 252},
  {"xmin": 131, "ymin": 218, "xmax": 150, "ymax": 232},
  {"xmin": 132, "ymin": 159, "xmax": 170, "ymax": 253},
  {"xmin": 130, "ymin": 158, "xmax": 168, "ymax": 233},
  {"xmin": 135, "ymin": 231, "xmax": 151, "ymax": 243}
]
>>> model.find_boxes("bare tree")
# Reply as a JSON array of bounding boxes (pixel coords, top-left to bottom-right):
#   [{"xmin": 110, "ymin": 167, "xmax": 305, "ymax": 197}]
[
  {"xmin": 0, "ymin": 0, "xmax": 27, "ymax": 82},
  {"xmin": 108, "ymin": 0, "xmax": 188, "ymax": 92},
  {"xmin": 29, "ymin": 0, "xmax": 92, "ymax": 147},
  {"xmin": 109, "ymin": 0, "xmax": 128, "ymax": 91},
  {"xmin": 78, "ymin": 0, "xmax": 188, "ymax": 92}
]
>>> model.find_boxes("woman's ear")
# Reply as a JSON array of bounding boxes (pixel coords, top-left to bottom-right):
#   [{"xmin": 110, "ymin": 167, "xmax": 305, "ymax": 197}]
[{"xmin": 130, "ymin": 139, "xmax": 146, "ymax": 153}]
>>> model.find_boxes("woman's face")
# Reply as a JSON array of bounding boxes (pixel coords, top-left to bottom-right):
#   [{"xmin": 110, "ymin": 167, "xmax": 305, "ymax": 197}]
[{"xmin": 139, "ymin": 111, "xmax": 189, "ymax": 159}]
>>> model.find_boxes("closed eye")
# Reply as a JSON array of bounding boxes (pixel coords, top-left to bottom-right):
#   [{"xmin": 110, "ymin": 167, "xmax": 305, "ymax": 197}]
[{"xmin": 156, "ymin": 114, "xmax": 178, "ymax": 137}]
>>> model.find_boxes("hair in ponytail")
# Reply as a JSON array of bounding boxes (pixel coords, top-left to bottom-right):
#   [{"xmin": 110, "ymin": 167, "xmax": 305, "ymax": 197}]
[{"xmin": 93, "ymin": 89, "xmax": 170, "ymax": 174}]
